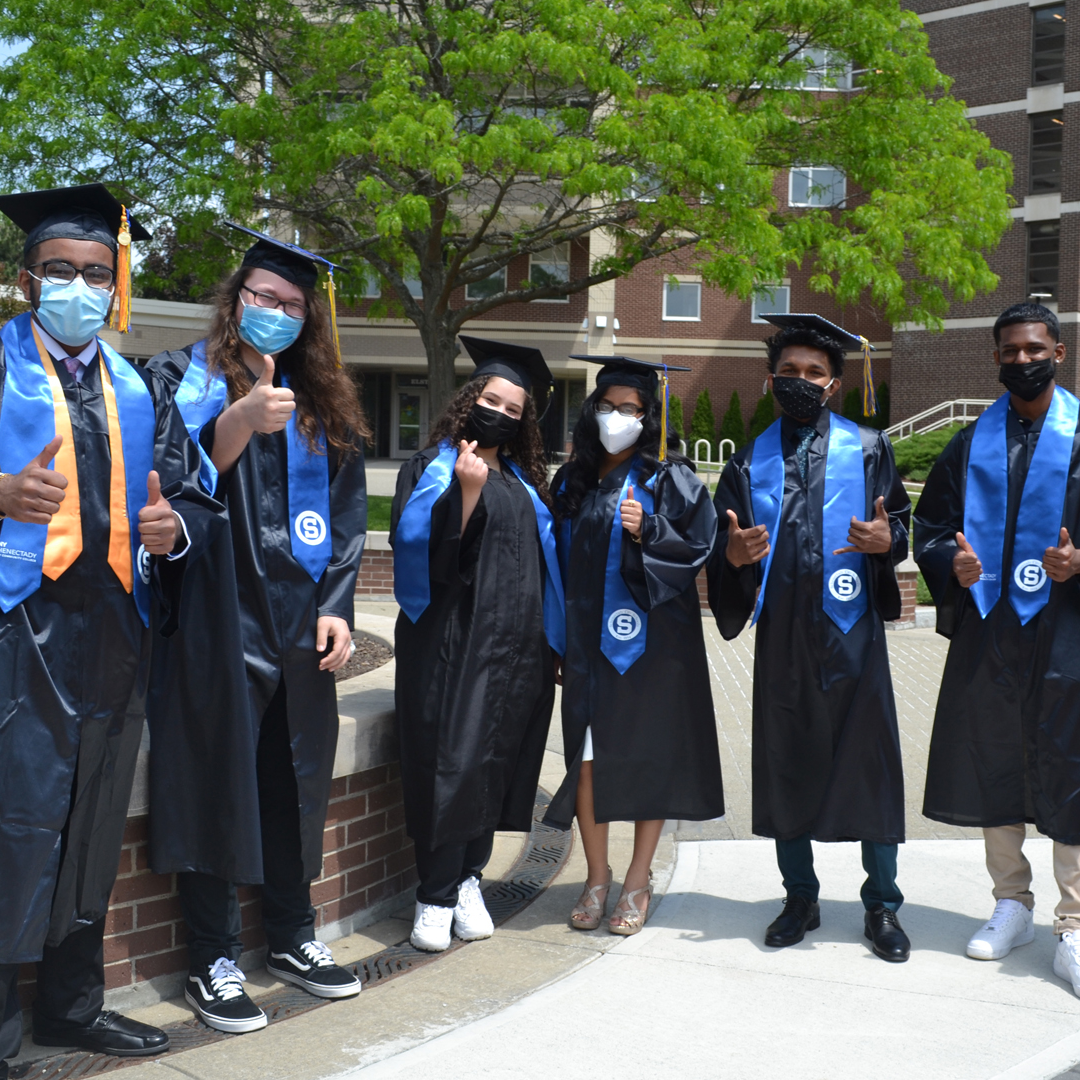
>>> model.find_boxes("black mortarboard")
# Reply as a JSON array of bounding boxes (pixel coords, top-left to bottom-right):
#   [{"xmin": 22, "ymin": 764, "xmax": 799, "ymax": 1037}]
[
  {"xmin": 227, "ymin": 222, "xmax": 338, "ymax": 291},
  {"xmin": 758, "ymin": 313, "xmax": 875, "ymax": 352},
  {"xmin": 0, "ymin": 183, "xmax": 151, "ymax": 256},
  {"xmin": 459, "ymin": 336, "xmax": 553, "ymax": 397},
  {"xmin": 569, "ymin": 354, "xmax": 691, "ymax": 394}
]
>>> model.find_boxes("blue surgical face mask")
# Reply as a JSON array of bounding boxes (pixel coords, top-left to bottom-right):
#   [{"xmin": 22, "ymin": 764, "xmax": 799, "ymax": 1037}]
[
  {"xmin": 237, "ymin": 298, "xmax": 304, "ymax": 355},
  {"xmin": 35, "ymin": 277, "xmax": 113, "ymax": 347}
]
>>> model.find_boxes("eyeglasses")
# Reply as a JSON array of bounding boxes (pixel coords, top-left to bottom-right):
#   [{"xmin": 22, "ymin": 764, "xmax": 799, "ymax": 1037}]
[
  {"xmin": 595, "ymin": 401, "xmax": 643, "ymax": 417},
  {"xmin": 28, "ymin": 260, "xmax": 114, "ymax": 291},
  {"xmin": 241, "ymin": 285, "xmax": 308, "ymax": 321}
]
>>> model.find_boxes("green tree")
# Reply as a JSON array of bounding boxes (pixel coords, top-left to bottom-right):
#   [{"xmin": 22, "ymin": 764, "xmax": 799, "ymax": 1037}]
[
  {"xmin": 0, "ymin": 0, "xmax": 1011, "ymax": 408},
  {"xmin": 717, "ymin": 390, "xmax": 745, "ymax": 454},
  {"xmin": 842, "ymin": 388, "xmax": 861, "ymax": 423},
  {"xmin": 0, "ymin": 216, "xmax": 28, "ymax": 322},
  {"xmin": 747, "ymin": 390, "xmax": 777, "ymax": 442},
  {"xmin": 875, "ymin": 382, "xmax": 891, "ymax": 430},
  {"xmin": 689, "ymin": 389, "xmax": 717, "ymax": 458},
  {"xmin": 667, "ymin": 394, "xmax": 685, "ymax": 443}
]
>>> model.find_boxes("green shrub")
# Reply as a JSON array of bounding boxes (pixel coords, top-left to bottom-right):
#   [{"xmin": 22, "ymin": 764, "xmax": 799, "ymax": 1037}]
[
  {"xmin": 689, "ymin": 389, "xmax": 716, "ymax": 456},
  {"xmin": 842, "ymin": 388, "xmax": 861, "ymax": 423},
  {"xmin": 916, "ymin": 571, "xmax": 933, "ymax": 606},
  {"xmin": 667, "ymin": 394, "xmax": 685, "ymax": 441},
  {"xmin": 717, "ymin": 390, "xmax": 745, "ymax": 453},
  {"xmin": 874, "ymin": 381, "xmax": 891, "ymax": 430},
  {"xmin": 891, "ymin": 424, "xmax": 964, "ymax": 481},
  {"xmin": 747, "ymin": 389, "xmax": 776, "ymax": 442}
]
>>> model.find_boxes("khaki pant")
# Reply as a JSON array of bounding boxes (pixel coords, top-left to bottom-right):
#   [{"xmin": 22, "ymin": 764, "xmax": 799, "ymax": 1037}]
[{"xmin": 984, "ymin": 824, "xmax": 1080, "ymax": 935}]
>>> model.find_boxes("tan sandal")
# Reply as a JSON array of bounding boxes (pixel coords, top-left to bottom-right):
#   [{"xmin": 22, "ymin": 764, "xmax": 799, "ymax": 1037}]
[
  {"xmin": 608, "ymin": 873, "xmax": 653, "ymax": 936},
  {"xmin": 569, "ymin": 868, "xmax": 613, "ymax": 930}
]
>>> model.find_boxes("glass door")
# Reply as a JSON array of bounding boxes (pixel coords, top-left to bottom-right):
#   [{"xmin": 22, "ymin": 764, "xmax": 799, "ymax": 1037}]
[{"xmin": 392, "ymin": 380, "xmax": 428, "ymax": 458}]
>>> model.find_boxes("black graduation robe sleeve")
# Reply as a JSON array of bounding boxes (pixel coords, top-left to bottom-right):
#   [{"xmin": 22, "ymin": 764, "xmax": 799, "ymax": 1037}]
[
  {"xmin": 315, "ymin": 444, "xmax": 367, "ymax": 629},
  {"xmin": 707, "ymin": 452, "xmax": 759, "ymax": 640},
  {"xmin": 621, "ymin": 461, "xmax": 717, "ymax": 612}
]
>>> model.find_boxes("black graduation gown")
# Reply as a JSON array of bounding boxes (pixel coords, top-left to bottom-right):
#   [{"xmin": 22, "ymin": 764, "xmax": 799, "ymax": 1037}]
[
  {"xmin": 391, "ymin": 446, "xmax": 555, "ymax": 851},
  {"xmin": 544, "ymin": 458, "xmax": 724, "ymax": 829},
  {"xmin": 0, "ymin": 344, "xmax": 222, "ymax": 965},
  {"xmin": 146, "ymin": 347, "xmax": 367, "ymax": 884},
  {"xmin": 708, "ymin": 410, "xmax": 910, "ymax": 845},
  {"xmin": 915, "ymin": 404, "xmax": 1080, "ymax": 844}
]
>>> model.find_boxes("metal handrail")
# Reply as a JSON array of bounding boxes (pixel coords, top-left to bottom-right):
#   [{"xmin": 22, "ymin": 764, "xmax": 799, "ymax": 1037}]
[{"xmin": 884, "ymin": 399, "xmax": 994, "ymax": 442}]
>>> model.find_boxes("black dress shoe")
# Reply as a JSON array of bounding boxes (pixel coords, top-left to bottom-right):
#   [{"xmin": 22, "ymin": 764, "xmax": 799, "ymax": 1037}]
[
  {"xmin": 764, "ymin": 894, "xmax": 821, "ymax": 947},
  {"xmin": 864, "ymin": 906, "xmax": 911, "ymax": 962},
  {"xmin": 33, "ymin": 1010, "xmax": 170, "ymax": 1057}
]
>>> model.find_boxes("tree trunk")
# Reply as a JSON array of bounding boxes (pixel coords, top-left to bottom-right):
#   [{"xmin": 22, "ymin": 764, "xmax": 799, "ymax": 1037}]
[{"xmin": 418, "ymin": 315, "xmax": 460, "ymax": 417}]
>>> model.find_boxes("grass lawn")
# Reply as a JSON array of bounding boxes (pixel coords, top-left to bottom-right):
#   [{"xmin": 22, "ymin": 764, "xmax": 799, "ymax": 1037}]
[{"xmin": 368, "ymin": 494, "xmax": 392, "ymax": 531}]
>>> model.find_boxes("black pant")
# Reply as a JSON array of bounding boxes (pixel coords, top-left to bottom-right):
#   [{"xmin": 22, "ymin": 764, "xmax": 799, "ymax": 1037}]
[
  {"xmin": 414, "ymin": 832, "xmax": 495, "ymax": 908},
  {"xmin": 775, "ymin": 833, "xmax": 904, "ymax": 912},
  {"xmin": 178, "ymin": 681, "xmax": 316, "ymax": 970},
  {"xmin": 0, "ymin": 917, "xmax": 108, "ymax": 1072}
]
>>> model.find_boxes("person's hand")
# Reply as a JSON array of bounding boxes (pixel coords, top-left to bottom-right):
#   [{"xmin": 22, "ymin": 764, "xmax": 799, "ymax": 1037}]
[
  {"xmin": 242, "ymin": 354, "xmax": 296, "ymax": 434},
  {"xmin": 553, "ymin": 653, "xmax": 563, "ymax": 686},
  {"xmin": 454, "ymin": 439, "xmax": 488, "ymax": 494},
  {"xmin": 138, "ymin": 471, "xmax": 180, "ymax": 555},
  {"xmin": 317, "ymin": 615, "xmax": 352, "ymax": 672},
  {"xmin": 1044, "ymin": 527, "xmax": 1080, "ymax": 583},
  {"xmin": 725, "ymin": 508, "xmax": 770, "ymax": 567},
  {"xmin": 620, "ymin": 485, "xmax": 643, "ymax": 539},
  {"xmin": 953, "ymin": 531, "xmax": 982, "ymax": 588},
  {"xmin": 834, "ymin": 496, "xmax": 892, "ymax": 555},
  {"xmin": 0, "ymin": 436, "xmax": 67, "ymax": 523}
]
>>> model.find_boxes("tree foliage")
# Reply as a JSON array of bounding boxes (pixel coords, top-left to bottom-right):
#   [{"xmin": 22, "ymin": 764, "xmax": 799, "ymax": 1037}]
[
  {"xmin": 689, "ymin": 389, "xmax": 717, "ymax": 457},
  {"xmin": 668, "ymin": 393, "xmax": 685, "ymax": 443},
  {"xmin": 718, "ymin": 390, "xmax": 745, "ymax": 452},
  {"xmin": 0, "ymin": 0, "xmax": 1011, "ymax": 406},
  {"xmin": 747, "ymin": 389, "xmax": 777, "ymax": 442}
]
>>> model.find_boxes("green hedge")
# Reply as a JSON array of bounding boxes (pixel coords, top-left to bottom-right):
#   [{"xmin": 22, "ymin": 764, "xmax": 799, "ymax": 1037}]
[{"xmin": 891, "ymin": 424, "xmax": 964, "ymax": 482}]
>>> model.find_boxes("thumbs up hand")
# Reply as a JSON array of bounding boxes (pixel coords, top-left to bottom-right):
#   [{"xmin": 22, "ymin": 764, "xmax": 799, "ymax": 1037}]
[
  {"xmin": 833, "ymin": 496, "xmax": 892, "ymax": 555},
  {"xmin": 953, "ymin": 531, "xmax": 983, "ymax": 588},
  {"xmin": 242, "ymin": 354, "xmax": 296, "ymax": 434},
  {"xmin": 138, "ymin": 470, "xmax": 180, "ymax": 555},
  {"xmin": 1044, "ymin": 526, "xmax": 1080, "ymax": 583},
  {"xmin": 620, "ymin": 484, "xmax": 644, "ymax": 539},
  {"xmin": 0, "ymin": 435, "xmax": 69, "ymax": 523},
  {"xmin": 725, "ymin": 507, "xmax": 771, "ymax": 567}
]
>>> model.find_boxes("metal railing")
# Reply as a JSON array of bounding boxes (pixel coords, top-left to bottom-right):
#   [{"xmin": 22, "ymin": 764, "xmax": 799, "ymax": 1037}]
[
  {"xmin": 884, "ymin": 399, "xmax": 994, "ymax": 442},
  {"xmin": 679, "ymin": 438, "xmax": 737, "ymax": 477}
]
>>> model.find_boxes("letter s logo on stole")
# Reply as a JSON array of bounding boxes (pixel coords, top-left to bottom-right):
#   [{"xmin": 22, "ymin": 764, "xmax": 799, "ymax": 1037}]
[
  {"xmin": 828, "ymin": 568, "xmax": 862, "ymax": 602},
  {"xmin": 137, "ymin": 544, "xmax": 152, "ymax": 585},
  {"xmin": 607, "ymin": 608, "xmax": 642, "ymax": 641},
  {"xmin": 1013, "ymin": 559, "xmax": 1047, "ymax": 593},
  {"xmin": 294, "ymin": 510, "xmax": 327, "ymax": 546}
]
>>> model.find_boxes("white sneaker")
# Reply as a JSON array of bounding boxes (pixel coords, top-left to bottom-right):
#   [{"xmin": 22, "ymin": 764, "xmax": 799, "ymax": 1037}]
[
  {"xmin": 1054, "ymin": 931, "xmax": 1080, "ymax": 996},
  {"xmin": 966, "ymin": 899, "xmax": 1035, "ymax": 959},
  {"xmin": 410, "ymin": 901, "xmax": 453, "ymax": 952},
  {"xmin": 454, "ymin": 876, "xmax": 494, "ymax": 941}
]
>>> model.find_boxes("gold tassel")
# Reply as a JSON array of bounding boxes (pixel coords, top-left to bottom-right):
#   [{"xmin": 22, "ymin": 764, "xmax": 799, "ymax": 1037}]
[
  {"xmin": 324, "ymin": 270, "xmax": 342, "ymax": 367},
  {"xmin": 659, "ymin": 370, "xmax": 669, "ymax": 462},
  {"xmin": 109, "ymin": 206, "xmax": 132, "ymax": 334},
  {"xmin": 860, "ymin": 336, "xmax": 878, "ymax": 418}
]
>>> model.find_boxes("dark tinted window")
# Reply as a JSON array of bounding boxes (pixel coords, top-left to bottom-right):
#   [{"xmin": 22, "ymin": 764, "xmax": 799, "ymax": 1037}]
[
  {"xmin": 1027, "ymin": 220, "xmax": 1061, "ymax": 301},
  {"xmin": 1032, "ymin": 5, "xmax": 1067, "ymax": 85},
  {"xmin": 1030, "ymin": 112, "xmax": 1064, "ymax": 193}
]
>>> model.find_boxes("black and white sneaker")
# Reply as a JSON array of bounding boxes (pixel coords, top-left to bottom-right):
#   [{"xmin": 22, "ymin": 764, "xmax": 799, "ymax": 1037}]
[
  {"xmin": 185, "ymin": 957, "xmax": 268, "ymax": 1033},
  {"xmin": 265, "ymin": 940, "xmax": 362, "ymax": 998}
]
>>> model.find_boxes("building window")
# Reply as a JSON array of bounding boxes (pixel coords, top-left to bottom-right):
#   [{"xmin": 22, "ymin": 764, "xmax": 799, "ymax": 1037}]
[
  {"xmin": 563, "ymin": 379, "xmax": 586, "ymax": 446},
  {"xmin": 364, "ymin": 276, "xmax": 423, "ymax": 298},
  {"xmin": 662, "ymin": 280, "xmax": 701, "ymax": 321},
  {"xmin": 1032, "ymin": 5, "xmax": 1067, "ymax": 85},
  {"xmin": 789, "ymin": 166, "xmax": 846, "ymax": 207},
  {"xmin": 751, "ymin": 284, "xmax": 790, "ymax": 323},
  {"xmin": 1027, "ymin": 220, "xmax": 1060, "ymax": 301},
  {"xmin": 404, "ymin": 276, "xmax": 423, "ymax": 298},
  {"xmin": 798, "ymin": 47, "xmax": 853, "ymax": 91},
  {"xmin": 464, "ymin": 264, "xmax": 507, "ymax": 301},
  {"xmin": 1030, "ymin": 113, "xmax": 1064, "ymax": 194},
  {"xmin": 529, "ymin": 243, "xmax": 570, "ymax": 301}
]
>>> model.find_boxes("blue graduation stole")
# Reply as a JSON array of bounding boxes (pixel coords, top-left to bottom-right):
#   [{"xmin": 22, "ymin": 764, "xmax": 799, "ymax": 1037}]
[
  {"xmin": 559, "ymin": 459, "xmax": 655, "ymax": 674},
  {"xmin": 749, "ymin": 413, "xmax": 868, "ymax": 634},
  {"xmin": 170, "ymin": 342, "xmax": 333, "ymax": 582},
  {"xmin": 394, "ymin": 441, "xmax": 565, "ymax": 654},
  {"xmin": 0, "ymin": 311, "xmax": 156, "ymax": 624},
  {"xmin": 964, "ymin": 387, "xmax": 1079, "ymax": 625}
]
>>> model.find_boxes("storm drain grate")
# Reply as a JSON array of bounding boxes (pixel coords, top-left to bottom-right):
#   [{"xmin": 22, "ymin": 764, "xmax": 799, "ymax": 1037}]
[{"xmin": 13, "ymin": 791, "xmax": 570, "ymax": 1080}]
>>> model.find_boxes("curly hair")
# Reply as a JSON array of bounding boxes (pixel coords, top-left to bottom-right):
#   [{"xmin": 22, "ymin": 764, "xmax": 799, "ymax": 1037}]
[
  {"xmin": 765, "ymin": 326, "xmax": 846, "ymax": 378},
  {"xmin": 204, "ymin": 267, "xmax": 370, "ymax": 455},
  {"xmin": 557, "ymin": 385, "xmax": 690, "ymax": 520},
  {"xmin": 426, "ymin": 377, "xmax": 552, "ymax": 507}
]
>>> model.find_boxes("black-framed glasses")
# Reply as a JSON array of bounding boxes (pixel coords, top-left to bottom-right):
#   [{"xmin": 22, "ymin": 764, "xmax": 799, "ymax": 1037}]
[
  {"xmin": 241, "ymin": 284, "xmax": 308, "ymax": 321},
  {"xmin": 596, "ymin": 401, "xmax": 643, "ymax": 417},
  {"xmin": 28, "ymin": 260, "xmax": 114, "ymax": 291}
]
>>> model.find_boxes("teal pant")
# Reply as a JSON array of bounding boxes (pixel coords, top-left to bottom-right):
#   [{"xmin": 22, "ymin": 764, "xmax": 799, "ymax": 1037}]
[{"xmin": 775, "ymin": 833, "xmax": 903, "ymax": 912}]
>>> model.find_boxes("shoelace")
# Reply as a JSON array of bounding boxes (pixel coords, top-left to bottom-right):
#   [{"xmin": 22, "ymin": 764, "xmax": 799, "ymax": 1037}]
[
  {"xmin": 985, "ymin": 900, "xmax": 1023, "ymax": 932},
  {"xmin": 418, "ymin": 905, "xmax": 450, "ymax": 927},
  {"xmin": 298, "ymin": 940, "xmax": 335, "ymax": 969},
  {"xmin": 208, "ymin": 957, "xmax": 247, "ymax": 1001},
  {"xmin": 457, "ymin": 879, "xmax": 483, "ymax": 913},
  {"xmin": 876, "ymin": 909, "xmax": 900, "ymax": 928}
]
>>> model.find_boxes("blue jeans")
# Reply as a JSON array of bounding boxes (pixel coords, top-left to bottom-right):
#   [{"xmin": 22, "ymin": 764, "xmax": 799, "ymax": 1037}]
[{"xmin": 775, "ymin": 833, "xmax": 903, "ymax": 911}]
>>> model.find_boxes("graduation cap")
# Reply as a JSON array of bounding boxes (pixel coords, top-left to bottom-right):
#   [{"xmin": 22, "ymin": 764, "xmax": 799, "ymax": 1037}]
[
  {"xmin": 569, "ymin": 354, "xmax": 692, "ymax": 461},
  {"xmin": 759, "ymin": 313, "xmax": 878, "ymax": 416},
  {"xmin": 459, "ymin": 336, "xmax": 554, "ymax": 399},
  {"xmin": 226, "ymin": 222, "xmax": 342, "ymax": 362},
  {"xmin": 0, "ymin": 183, "xmax": 150, "ymax": 335}
]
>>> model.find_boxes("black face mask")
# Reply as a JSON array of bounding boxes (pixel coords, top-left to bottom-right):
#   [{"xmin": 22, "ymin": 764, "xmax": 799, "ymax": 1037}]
[
  {"xmin": 465, "ymin": 402, "xmax": 521, "ymax": 448},
  {"xmin": 998, "ymin": 358, "xmax": 1056, "ymax": 402},
  {"xmin": 771, "ymin": 376, "xmax": 830, "ymax": 423}
]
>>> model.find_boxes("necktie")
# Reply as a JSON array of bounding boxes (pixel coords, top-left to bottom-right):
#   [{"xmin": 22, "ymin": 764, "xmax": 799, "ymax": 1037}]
[
  {"xmin": 795, "ymin": 425, "xmax": 816, "ymax": 483},
  {"xmin": 63, "ymin": 355, "xmax": 81, "ymax": 379}
]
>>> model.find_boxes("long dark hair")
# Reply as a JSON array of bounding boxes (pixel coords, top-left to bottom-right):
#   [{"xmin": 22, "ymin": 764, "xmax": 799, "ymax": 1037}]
[
  {"xmin": 558, "ymin": 385, "xmax": 690, "ymax": 519},
  {"xmin": 205, "ymin": 267, "xmax": 370, "ymax": 455},
  {"xmin": 426, "ymin": 376, "xmax": 552, "ymax": 507}
]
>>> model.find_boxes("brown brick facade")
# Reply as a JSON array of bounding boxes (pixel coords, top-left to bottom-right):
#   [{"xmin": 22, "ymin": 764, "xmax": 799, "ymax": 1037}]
[{"xmin": 355, "ymin": 548, "xmax": 396, "ymax": 598}]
